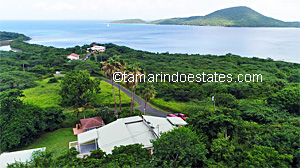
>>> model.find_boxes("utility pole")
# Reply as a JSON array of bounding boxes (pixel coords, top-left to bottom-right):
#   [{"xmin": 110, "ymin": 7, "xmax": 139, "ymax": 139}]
[
  {"xmin": 212, "ymin": 95, "xmax": 215, "ymax": 112},
  {"xmin": 157, "ymin": 125, "xmax": 160, "ymax": 137}
]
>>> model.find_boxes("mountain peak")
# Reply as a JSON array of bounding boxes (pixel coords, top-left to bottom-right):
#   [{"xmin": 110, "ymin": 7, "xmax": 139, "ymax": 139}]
[{"xmin": 150, "ymin": 6, "xmax": 299, "ymax": 27}]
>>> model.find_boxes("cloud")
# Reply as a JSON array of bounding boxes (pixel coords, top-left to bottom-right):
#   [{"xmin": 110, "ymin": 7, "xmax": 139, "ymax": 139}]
[
  {"xmin": 1, "ymin": 0, "xmax": 299, "ymax": 21},
  {"xmin": 34, "ymin": 1, "xmax": 75, "ymax": 11}
]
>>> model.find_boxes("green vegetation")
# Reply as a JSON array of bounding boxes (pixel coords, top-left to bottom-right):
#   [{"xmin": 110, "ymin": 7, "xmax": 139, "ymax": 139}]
[
  {"xmin": 22, "ymin": 78, "xmax": 132, "ymax": 109},
  {"xmin": 25, "ymin": 128, "xmax": 76, "ymax": 152},
  {"xmin": 0, "ymin": 89, "xmax": 65, "ymax": 151},
  {"xmin": 110, "ymin": 19, "xmax": 147, "ymax": 24},
  {"xmin": 96, "ymin": 81, "xmax": 132, "ymax": 107},
  {"xmin": 2, "ymin": 32, "xmax": 300, "ymax": 167},
  {"xmin": 23, "ymin": 78, "xmax": 61, "ymax": 108},
  {"xmin": 60, "ymin": 70, "xmax": 101, "ymax": 110},
  {"xmin": 0, "ymin": 31, "xmax": 30, "ymax": 41},
  {"xmin": 112, "ymin": 7, "xmax": 300, "ymax": 27}
]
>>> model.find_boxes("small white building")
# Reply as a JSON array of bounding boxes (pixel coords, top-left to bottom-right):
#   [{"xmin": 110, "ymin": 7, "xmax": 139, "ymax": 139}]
[
  {"xmin": 67, "ymin": 53, "xmax": 80, "ymax": 60},
  {"xmin": 0, "ymin": 147, "xmax": 46, "ymax": 168},
  {"xmin": 88, "ymin": 45, "xmax": 105, "ymax": 52}
]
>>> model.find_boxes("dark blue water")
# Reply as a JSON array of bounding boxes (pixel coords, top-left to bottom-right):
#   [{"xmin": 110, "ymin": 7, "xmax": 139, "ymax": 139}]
[{"xmin": 1, "ymin": 20, "xmax": 299, "ymax": 63}]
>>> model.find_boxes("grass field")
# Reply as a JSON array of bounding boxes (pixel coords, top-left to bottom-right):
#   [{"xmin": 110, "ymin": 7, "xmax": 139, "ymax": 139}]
[
  {"xmin": 22, "ymin": 78, "xmax": 61, "ymax": 108},
  {"xmin": 150, "ymin": 98, "xmax": 188, "ymax": 113},
  {"xmin": 25, "ymin": 128, "xmax": 77, "ymax": 152},
  {"xmin": 22, "ymin": 77, "xmax": 133, "ymax": 108},
  {"xmin": 150, "ymin": 97, "xmax": 214, "ymax": 115}
]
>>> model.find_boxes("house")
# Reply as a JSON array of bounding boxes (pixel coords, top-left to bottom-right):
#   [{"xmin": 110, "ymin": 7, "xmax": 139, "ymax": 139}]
[
  {"xmin": 87, "ymin": 45, "xmax": 105, "ymax": 52},
  {"xmin": 67, "ymin": 53, "xmax": 80, "ymax": 60},
  {"xmin": 73, "ymin": 116, "xmax": 105, "ymax": 135},
  {"xmin": 69, "ymin": 115, "xmax": 187, "ymax": 156},
  {"xmin": 0, "ymin": 147, "xmax": 46, "ymax": 168}
]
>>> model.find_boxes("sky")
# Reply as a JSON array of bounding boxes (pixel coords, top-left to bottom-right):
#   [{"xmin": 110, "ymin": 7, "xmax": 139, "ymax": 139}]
[{"xmin": 1, "ymin": 0, "xmax": 299, "ymax": 21}]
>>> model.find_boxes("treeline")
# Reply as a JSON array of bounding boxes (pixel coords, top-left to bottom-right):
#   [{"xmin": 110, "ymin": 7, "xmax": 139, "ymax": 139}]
[
  {"xmin": 0, "ymin": 89, "xmax": 65, "ymax": 151},
  {"xmin": 0, "ymin": 31, "xmax": 31, "ymax": 41}
]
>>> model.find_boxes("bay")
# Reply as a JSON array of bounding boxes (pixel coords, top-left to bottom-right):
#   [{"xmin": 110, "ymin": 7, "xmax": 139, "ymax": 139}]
[{"xmin": 0, "ymin": 20, "xmax": 299, "ymax": 63}]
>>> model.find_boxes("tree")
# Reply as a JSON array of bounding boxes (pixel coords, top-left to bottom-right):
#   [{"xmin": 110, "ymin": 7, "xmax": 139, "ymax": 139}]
[
  {"xmin": 124, "ymin": 64, "xmax": 143, "ymax": 115},
  {"xmin": 239, "ymin": 145, "xmax": 293, "ymax": 167},
  {"xmin": 267, "ymin": 86, "xmax": 300, "ymax": 115},
  {"xmin": 102, "ymin": 57, "xmax": 119, "ymax": 118},
  {"xmin": 110, "ymin": 55, "xmax": 126, "ymax": 111},
  {"xmin": 60, "ymin": 70, "xmax": 101, "ymax": 118},
  {"xmin": 93, "ymin": 106, "xmax": 115, "ymax": 124},
  {"xmin": 0, "ymin": 89, "xmax": 46, "ymax": 151},
  {"xmin": 107, "ymin": 144, "xmax": 151, "ymax": 167},
  {"xmin": 152, "ymin": 127, "xmax": 207, "ymax": 167},
  {"xmin": 141, "ymin": 83, "xmax": 155, "ymax": 115},
  {"xmin": 0, "ymin": 71, "xmax": 35, "ymax": 89},
  {"xmin": 189, "ymin": 108, "xmax": 241, "ymax": 141},
  {"xmin": 74, "ymin": 60, "xmax": 101, "ymax": 75},
  {"xmin": 215, "ymin": 93, "xmax": 238, "ymax": 109},
  {"xmin": 210, "ymin": 133, "xmax": 236, "ymax": 167}
]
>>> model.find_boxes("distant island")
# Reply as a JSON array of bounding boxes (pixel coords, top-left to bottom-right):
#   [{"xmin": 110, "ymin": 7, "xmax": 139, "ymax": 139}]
[
  {"xmin": 111, "ymin": 6, "xmax": 300, "ymax": 27},
  {"xmin": 110, "ymin": 19, "xmax": 147, "ymax": 24}
]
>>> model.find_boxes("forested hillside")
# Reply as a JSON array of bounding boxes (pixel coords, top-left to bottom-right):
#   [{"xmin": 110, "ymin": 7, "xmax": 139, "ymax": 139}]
[
  {"xmin": 1, "ymin": 34, "xmax": 300, "ymax": 167},
  {"xmin": 0, "ymin": 31, "xmax": 31, "ymax": 41},
  {"xmin": 151, "ymin": 6, "xmax": 300, "ymax": 27}
]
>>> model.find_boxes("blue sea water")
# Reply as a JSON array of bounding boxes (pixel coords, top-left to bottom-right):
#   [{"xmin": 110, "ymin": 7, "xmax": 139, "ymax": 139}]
[{"xmin": 0, "ymin": 20, "xmax": 299, "ymax": 63}]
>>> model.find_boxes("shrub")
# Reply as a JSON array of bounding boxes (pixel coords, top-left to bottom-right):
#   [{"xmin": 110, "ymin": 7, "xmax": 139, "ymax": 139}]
[
  {"xmin": 48, "ymin": 78, "xmax": 58, "ymax": 83},
  {"xmin": 93, "ymin": 107, "xmax": 115, "ymax": 124}
]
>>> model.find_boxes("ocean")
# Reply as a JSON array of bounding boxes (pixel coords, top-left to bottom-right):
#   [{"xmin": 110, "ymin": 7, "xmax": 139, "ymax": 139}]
[{"xmin": 0, "ymin": 20, "xmax": 299, "ymax": 63}]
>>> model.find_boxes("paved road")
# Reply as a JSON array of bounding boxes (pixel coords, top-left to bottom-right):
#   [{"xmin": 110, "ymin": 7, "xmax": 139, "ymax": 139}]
[{"xmin": 102, "ymin": 79, "xmax": 168, "ymax": 117}]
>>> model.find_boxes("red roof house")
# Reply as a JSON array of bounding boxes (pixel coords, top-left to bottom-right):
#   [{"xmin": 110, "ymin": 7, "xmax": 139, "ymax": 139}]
[
  {"xmin": 73, "ymin": 116, "xmax": 105, "ymax": 135},
  {"xmin": 67, "ymin": 53, "xmax": 80, "ymax": 60}
]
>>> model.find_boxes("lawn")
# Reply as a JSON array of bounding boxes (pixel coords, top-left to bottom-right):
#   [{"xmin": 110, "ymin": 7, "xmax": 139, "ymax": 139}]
[
  {"xmin": 25, "ymin": 128, "xmax": 77, "ymax": 152},
  {"xmin": 94, "ymin": 81, "xmax": 133, "ymax": 107},
  {"xmin": 150, "ymin": 97, "xmax": 214, "ymax": 115},
  {"xmin": 22, "ymin": 78, "xmax": 61, "ymax": 108},
  {"xmin": 150, "ymin": 98, "xmax": 189, "ymax": 113},
  {"xmin": 22, "ymin": 77, "xmax": 133, "ymax": 108}
]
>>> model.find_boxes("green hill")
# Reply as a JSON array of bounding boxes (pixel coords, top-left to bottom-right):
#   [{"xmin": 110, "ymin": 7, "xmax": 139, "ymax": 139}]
[
  {"xmin": 110, "ymin": 19, "xmax": 147, "ymax": 24},
  {"xmin": 150, "ymin": 6, "xmax": 300, "ymax": 27}
]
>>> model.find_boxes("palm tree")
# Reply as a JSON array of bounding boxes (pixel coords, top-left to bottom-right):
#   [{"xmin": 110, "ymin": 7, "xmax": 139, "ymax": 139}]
[
  {"xmin": 94, "ymin": 51, "xmax": 98, "ymax": 62},
  {"xmin": 102, "ymin": 57, "xmax": 119, "ymax": 118},
  {"xmin": 124, "ymin": 65, "xmax": 135, "ymax": 116},
  {"xmin": 141, "ymin": 83, "xmax": 155, "ymax": 115},
  {"xmin": 114, "ymin": 58, "xmax": 126, "ymax": 111},
  {"xmin": 129, "ymin": 65, "xmax": 143, "ymax": 115}
]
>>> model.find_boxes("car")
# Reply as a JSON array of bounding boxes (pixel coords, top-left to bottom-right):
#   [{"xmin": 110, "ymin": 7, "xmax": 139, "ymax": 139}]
[
  {"xmin": 167, "ymin": 113, "xmax": 189, "ymax": 121},
  {"xmin": 174, "ymin": 113, "xmax": 189, "ymax": 121},
  {"xmin": 167, "ymin": 114, "xmax": 177, "ymax": 117}
]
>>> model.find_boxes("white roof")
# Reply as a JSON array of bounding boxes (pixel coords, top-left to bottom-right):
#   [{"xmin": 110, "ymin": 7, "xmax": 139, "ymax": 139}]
[
  {"xmin": 142, "ymin": 115, "xmax": 175, "ymax": 137},
  {"xmin": 167, "ymin": 117, "xmax": 188, "ymax": 126},
  {"xmin": 97, "ymin": 116, "xmax": 155, "ymax": 153},
  {"xmin": 0, "ymin": 147, "xmax": 46, "ymax": 168},
  {"xmin": 78, "ymin": 129, "xmax": 98, "ymax": 144},
  {"xmin": 91, "ymin": 46, "xmax": 105, "ymax": 50},
  {"xmin": 76, "ymin": 116, "xmax": 183, "ymax": 154}
]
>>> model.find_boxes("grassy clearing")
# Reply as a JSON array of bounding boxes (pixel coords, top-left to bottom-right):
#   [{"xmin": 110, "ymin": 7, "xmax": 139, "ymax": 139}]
[
  {"xmin": 22, "ymin": 78, "xmax": 61, "ymax": 108},
  {"xmin": 22, "ymin": 78, "xmax": 133, "ymax": 108},
  {"xmin": 150, "ymin": 98, "xmax": 188, "ymax": 113},
  {"xmin": 94, "ymin": 81, "xmax": 132, "ymax": 107},
  {"xmin": 150, "ymin": 97, "xmax": 214, "ymax": 115},
  {"xmin": 25, "ymin": 128, "xmax": 77, "ymax": 152}
]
